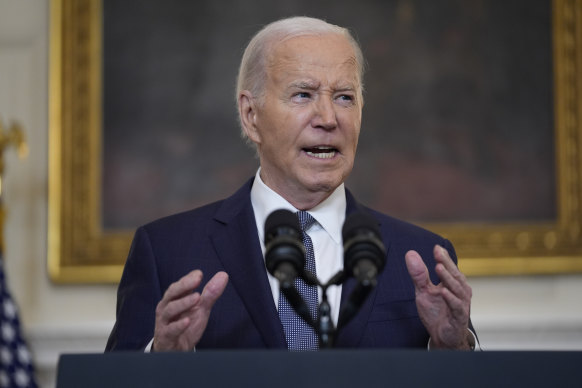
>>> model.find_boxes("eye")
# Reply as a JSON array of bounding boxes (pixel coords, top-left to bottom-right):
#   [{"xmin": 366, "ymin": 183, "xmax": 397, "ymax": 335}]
[
  {"xmin": 291, "ymin": 91, "xmax": 312, "ymax": 103},
  {"xmin": 295, "ymin": 92, "xmax": 311, "ymax": 99},
  {"xmin": 336, "ymin": 94, "xmax": 355, "ymax": 105}
]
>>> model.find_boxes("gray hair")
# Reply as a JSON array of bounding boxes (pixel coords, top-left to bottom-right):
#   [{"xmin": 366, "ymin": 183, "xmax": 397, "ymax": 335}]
[{"xmin": 236, "ymin": 16, "xmax": 365, "ymax": 139}]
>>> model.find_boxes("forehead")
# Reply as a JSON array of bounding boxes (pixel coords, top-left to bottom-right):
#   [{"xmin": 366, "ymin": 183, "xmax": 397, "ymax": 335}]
[{"xmin": 266, "ymin": 34, "xmax": 360, "ymax": 86}]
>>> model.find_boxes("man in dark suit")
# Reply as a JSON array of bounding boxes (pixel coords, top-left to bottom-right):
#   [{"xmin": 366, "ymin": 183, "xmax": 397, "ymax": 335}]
[{"xmin": 106, "ymin": 16, "xmax": 476, "ymax": 352}]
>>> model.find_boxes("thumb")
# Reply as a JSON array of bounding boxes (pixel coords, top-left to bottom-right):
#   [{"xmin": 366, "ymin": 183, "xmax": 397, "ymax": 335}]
[
  {"xmin": 200, "ymin": 271, "xmax": 229, "ymax": 309},
  {"xmin": 405, "ymin": 250, "xmax": 431, "ymax": 293}
]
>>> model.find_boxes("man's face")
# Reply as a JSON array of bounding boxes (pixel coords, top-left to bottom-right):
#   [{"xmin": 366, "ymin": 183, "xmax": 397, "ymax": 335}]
[{"xmin": 244, "ymin": 34, "xmax": 362, "ymax": 207}]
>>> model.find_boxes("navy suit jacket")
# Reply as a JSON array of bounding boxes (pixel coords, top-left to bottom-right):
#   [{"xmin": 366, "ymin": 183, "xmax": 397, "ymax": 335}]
[{"xmin": 106, "ymin": 178, "xmax": 460, "ymax": 351}]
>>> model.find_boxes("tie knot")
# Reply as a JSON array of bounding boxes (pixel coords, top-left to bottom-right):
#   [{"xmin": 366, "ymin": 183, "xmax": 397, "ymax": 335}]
[{"xmin": 296, "ymin": 211, "xmax": 316, "ymax": 232}]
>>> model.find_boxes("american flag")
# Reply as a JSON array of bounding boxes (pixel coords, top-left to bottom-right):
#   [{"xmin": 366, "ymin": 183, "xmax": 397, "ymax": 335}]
[{"xmin": 0, "ymin": 257, "xmax": 37, "ymax": 388}]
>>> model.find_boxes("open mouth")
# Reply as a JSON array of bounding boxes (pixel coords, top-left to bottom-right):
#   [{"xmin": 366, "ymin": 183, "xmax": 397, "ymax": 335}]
[{"xmin": 303, "ymin": 146, "xmax": 338, "ymax": 159}]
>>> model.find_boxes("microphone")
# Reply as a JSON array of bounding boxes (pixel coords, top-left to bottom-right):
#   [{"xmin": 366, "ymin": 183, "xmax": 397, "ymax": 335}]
[
  {"xmin": 264, "ymin": 209, "xmax": 315, "ymax": 327},
  {"xmin": 264, "ymin": 209, "xmax": 305, "ymax": 286},
  {"xmin": 342, "ymin": 211, "xmax": 386, "ymax": 285},
  {"xmin": 338, "ymin": 211, "xmax": 386, "ymax": 329}
]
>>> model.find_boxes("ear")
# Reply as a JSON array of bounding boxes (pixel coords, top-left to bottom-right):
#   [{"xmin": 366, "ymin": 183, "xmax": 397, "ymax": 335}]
[{"xmin": 238, "ymin": 91, "xmax": 261, "ymax": 145}]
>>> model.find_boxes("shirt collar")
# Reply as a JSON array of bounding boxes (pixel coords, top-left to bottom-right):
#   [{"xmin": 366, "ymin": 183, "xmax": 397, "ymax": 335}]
[{"xmin": 250, "ymin": 168, "xmax": 346, "ymax": 245}]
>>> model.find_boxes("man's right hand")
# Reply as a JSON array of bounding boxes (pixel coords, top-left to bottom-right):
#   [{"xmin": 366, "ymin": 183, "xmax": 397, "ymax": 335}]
[{"xmin": 153, "ymin": 270, "xmax": 229, "ymax": 351}]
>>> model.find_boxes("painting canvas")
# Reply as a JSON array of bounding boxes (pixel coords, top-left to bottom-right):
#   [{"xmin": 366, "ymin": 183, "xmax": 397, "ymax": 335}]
[{"xmin": 101, "ymin": 0, "xmax": 554, "ymax": 229}]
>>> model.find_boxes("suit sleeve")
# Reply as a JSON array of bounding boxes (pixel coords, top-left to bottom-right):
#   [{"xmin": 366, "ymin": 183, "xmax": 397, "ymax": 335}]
[{"xmin": 105, "ymin": 227, "xmax": 163, "ymax": 351}]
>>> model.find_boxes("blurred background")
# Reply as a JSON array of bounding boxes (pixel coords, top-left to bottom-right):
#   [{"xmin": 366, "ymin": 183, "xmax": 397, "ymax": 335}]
[
  {"xmin": 0, "ymin": 1, "xmax": 581, "ymax": 387},
  {"xmin": 102, "ymin": 0, "xmax": 554, "ymax": 227}
]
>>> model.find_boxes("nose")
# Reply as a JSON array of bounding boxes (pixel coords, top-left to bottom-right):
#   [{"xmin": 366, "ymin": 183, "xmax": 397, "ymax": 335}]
[{"xmin": 312, "ymin": 96, "xmax": 337, "ymax": 130}]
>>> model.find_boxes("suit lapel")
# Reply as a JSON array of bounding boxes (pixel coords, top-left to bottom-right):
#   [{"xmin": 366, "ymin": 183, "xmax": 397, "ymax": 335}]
[
  {"xmin": 336, "ymin": 190, "xmax": 391, "ymax": 347},
  {"xmin": 209, "ymin": 179, "xmax": 286, "ymax": 348}
]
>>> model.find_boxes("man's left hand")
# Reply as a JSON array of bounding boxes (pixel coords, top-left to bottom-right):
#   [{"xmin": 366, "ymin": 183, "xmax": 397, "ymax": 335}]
[{"xmin": 405, "ymin": 245, "xmax": 473, "ymax": 349}]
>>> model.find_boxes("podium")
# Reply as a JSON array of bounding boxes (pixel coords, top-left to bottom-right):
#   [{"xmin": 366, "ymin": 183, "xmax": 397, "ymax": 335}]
[{"xmin": 56, "ymin": 350, "xmax": 582, "ymax": 388}]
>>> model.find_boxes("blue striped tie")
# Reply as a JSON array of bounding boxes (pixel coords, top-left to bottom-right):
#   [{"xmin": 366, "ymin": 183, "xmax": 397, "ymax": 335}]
[{"xmin": 278, "ymin": 211, "xmax": 319, "ymax": 350}]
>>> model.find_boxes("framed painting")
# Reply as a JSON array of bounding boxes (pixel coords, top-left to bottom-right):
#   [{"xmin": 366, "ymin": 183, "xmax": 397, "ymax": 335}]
[{"xmin": 49, "ymin": 0, "xmax": 582, "ymax": 282}]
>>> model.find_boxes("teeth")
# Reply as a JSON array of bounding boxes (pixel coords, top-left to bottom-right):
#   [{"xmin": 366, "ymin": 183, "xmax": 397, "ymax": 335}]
[{"xmin": 306, "ymin": 149, "xmax": 336, "ymax": 159}]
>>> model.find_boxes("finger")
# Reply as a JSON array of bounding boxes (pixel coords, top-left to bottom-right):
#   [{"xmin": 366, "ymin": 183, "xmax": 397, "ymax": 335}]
[
  {"xmin": 435, "ymin": 263, "xmax": 465, "ymax": 300},
  {"xmin": 441, "ymin": 287, "xmax": 470, "ymax": 323},
  {"xmin": 199, "ymin": 271, "xmax": 229, "ymax": 310},
  {"xmin": 405, "ymin": 250, "xmax": 431, "ymax": 293},
  {"xmin": 157, "ymin": 292, "xmax": 201, "ymax": 324},
  {"xmin": 159, "ymin": 316, "xmax": 191, "ymax": 339},
  {"xmin": 434, "ymin": 245, "xmax": 463, "ymax": 280},
  {"xmin": 159, "ymin": 270, "xmax": 203, "ymax": 308},
  {"xmin": 434, "ymin": 245, "xmax": 471, "ymax": 297}
]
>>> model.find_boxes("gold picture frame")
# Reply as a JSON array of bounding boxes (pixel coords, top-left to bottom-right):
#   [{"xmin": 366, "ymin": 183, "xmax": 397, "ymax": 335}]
[{"xmin": 49, "ymin": 0, "xmax": 582, "ymax": 283}]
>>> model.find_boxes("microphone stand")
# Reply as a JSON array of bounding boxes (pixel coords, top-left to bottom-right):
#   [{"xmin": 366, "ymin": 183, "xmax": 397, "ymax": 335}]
[
  {"xmin": 301, "ymin": 269, "xmax": 347, "ymax": 349},
  {"xmin": 277, "ymin": 267, "xmax": 377, "ymax": 348},
  {"xmin": 268, "ymin": 209, "xmax": 385, "ymax": 349}
]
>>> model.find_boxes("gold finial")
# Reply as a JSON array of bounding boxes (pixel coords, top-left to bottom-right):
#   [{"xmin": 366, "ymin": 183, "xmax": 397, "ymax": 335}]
[
  {"xmin": 0, "ymin": 118, "xmax": 29, "ymax": 197},
  {"xmin": 0, "ymin": 117, "xmax": 28, "ymax": 254}
]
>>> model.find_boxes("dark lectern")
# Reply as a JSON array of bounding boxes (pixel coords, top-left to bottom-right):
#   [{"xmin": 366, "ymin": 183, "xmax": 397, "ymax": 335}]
[{"xmin": 56, "ymin": 350, "xmax": 582, "ymax": 388}]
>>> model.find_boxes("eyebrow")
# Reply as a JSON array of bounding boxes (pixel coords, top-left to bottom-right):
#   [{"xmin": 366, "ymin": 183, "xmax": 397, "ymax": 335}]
[
  {"xmin": 288, "ymin": 80, "xmax": 320, "ymax": 90},
  {"xmin": 288, "ymin": 80, "xmax": 357, "ymax": 92}
]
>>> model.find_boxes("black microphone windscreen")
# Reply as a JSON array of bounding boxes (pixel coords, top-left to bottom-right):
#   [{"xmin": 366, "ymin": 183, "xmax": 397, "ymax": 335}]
[
  {"xmin": 264, "ymin": 209, "xmax": 305, "ymax": 277},
  {"xmin": 342, "ymin": 211, "xmax": 386, "ymax": 277},
  {"xmin": 265, "ymin": 209, "xmax": 301, "ymax": 241}
]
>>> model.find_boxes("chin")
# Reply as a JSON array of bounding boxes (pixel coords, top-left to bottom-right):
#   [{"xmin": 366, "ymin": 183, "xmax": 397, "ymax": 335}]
[
  {"xmin": 298, "ymin": 164, "xmax": 351, "ymax": 191},
  {"xmin": 306, "ymin": 175, "xmax": 343, "ymax": 193}
]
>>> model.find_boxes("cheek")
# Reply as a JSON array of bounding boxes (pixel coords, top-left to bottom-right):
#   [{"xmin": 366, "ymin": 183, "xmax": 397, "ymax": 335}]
[
  {"xmin": 346, "ymin": 119, "xmax": 361, "ymax": 150},
  {"xmin": 353, "ymin": 128, "xmax": 361, "ymax": 149},
  {"xmin": 276, "ymin": 112, "xmax": 310, "ymax": 142}
]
